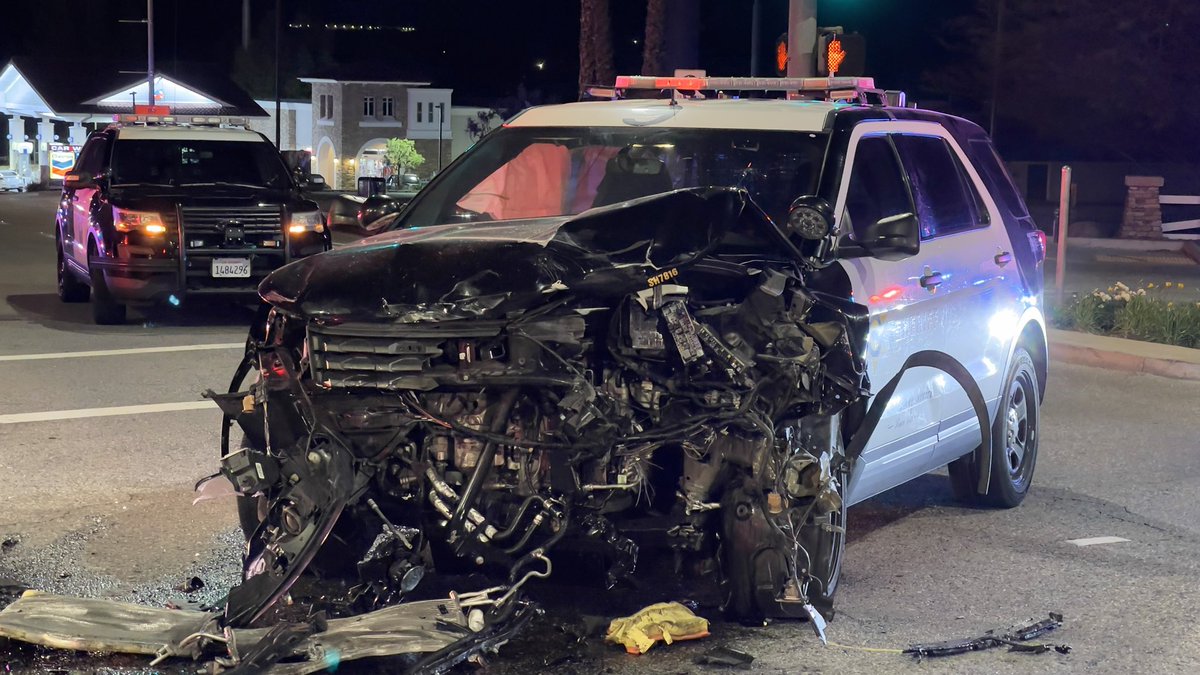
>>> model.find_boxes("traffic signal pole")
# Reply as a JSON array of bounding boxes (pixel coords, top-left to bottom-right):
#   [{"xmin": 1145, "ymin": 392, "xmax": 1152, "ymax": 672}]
[{"xmin": 786, "ymin": 0, "xmax": 817, "ymax": 78}]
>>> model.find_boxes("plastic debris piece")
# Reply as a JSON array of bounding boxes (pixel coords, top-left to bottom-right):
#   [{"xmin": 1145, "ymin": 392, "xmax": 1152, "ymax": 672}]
[
  {"xmin": 903, "ymin": 612, "xmax": 1070, "ymax": 658},
  {"xmin": 605, "ymin": 601, "xmax": 711, "ymax": 655},
  {"xmin": 694, "ymin": 645, "xmax": 755, "ymax": 669}
]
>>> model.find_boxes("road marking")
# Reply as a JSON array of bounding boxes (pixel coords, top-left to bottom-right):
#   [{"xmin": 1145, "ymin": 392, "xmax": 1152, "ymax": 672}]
[
  {"xmin": 0, "ymin": 401, "xmax": 216, "ymax": 424},
  {"xmin": 0, "ymin": 343, "xmax": 243, "ymax": 362},
  {"xmin": 1065, "ymin": 536, "xmax": 1130, "ymax": 547}
]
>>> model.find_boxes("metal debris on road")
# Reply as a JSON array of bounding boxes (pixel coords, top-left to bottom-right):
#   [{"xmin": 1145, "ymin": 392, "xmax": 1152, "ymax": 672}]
[
  {"xmin": 903, "ymin": 612, "xmax": 1071, "ymax": 658},
  {"xmin": 0, "ymin": 588, "xmax": 537, "ymax": 674},
  {"xmin": 694, "ymin": 645, "xmax": 756, "ymax": 669}
]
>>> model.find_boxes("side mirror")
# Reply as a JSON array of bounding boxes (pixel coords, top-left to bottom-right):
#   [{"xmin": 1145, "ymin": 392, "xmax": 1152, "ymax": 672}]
[
  {"xmin": 63, "ymin": 170, "xmax": 97, "ymax": 190},
  {"xmin": 840, "ymin": 212, "xmax": 921, "ymax": 261}
]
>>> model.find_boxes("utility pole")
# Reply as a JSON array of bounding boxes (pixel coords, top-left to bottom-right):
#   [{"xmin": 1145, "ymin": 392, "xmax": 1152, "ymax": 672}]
[
  {"xmin": 988, "ymin": 0, "xmax": 1006, "ymax": 137},
  {"xmin": 242, "ymin": 0, "xmax": 251, "ymax": 49},
  {"xmin": 146, "ymin": 0, "xmax": 155, "ymax": 107},
  {"xmin": 750, "ymin": 0, "xmax": 762, "ymax": 76},
  {"xmin": 438, "ymin": 103, "xmax": 445, "ymax": 172},
  {"xmin": 120, "ymin": 2, "xmax": 155, "ymax": 108},
  {"xmin": 274, "ymin": 0, "xmax": 281, "ymax": 147},
  {"xmin": 786, "ymin": 0, "xmax": 817, "ymax": 78}
]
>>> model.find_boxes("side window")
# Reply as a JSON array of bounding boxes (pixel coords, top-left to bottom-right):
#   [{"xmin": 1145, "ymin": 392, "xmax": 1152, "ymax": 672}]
[
  {"xmin": 894, "ymin": 134, "xmax": 987, "ymax": 239},
  {"xmin": 842, "ymin": 134, "xmax": 913, "ymax": 242},
  {"xmin": 76, "ymin": 136, "xmax": 108, "ymax": 176}
]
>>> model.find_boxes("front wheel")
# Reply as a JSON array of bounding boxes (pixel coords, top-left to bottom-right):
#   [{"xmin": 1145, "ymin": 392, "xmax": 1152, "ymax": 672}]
[
  {"xmin": 948, "ymin": 347, "xmax": 1040, "ymax": 508},
  {"xmin": 89, "ymin": 260, "xmax": 127, "ymax": 325}
]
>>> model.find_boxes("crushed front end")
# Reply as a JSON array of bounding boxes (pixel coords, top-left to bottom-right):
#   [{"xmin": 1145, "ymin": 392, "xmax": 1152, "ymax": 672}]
[{"xmin": 212, "ymin": 188, "xmax": 873, "ymax": 631}]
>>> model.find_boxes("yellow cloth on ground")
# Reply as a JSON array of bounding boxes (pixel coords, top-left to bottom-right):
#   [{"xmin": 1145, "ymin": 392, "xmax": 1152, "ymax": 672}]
[{"xmin": 605, "ymin": 601, "xmax": 711, "ymax": 655}]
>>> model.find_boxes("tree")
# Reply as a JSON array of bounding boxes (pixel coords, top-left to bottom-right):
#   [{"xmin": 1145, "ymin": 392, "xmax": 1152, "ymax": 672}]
[
  {"xmin": 925, "ymin": 0, "xmax": 1200, "ymax": 160},
  {"xmin": 385, "ymin": 139, "xmax": 424, "ymax": 174},
  {"xmin": 641, "ymin": 0, "xmax": 666, "ymax": 75},
  {"xmin": 465, "ymin": 110, "xmax": 501, "ymax": 142},
  {"xmin": 579, "ymin": 0, "xmax": 615, "ymax": 90}
]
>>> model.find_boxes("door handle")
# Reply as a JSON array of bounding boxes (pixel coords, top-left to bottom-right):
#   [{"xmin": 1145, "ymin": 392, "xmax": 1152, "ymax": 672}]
[
  {"xmin": 920, "ymin": 271, "xmax": 943, "ymax": 290},
  {"xmin": 994, "ymin": 251, "xmax": 1013, "ymax": 267}
]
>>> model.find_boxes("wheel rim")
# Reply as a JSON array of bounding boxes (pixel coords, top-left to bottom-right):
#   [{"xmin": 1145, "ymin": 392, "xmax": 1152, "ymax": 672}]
[{"xmin": 1004, "ymin": 372, "xmax": 1036, "ymax": 490}]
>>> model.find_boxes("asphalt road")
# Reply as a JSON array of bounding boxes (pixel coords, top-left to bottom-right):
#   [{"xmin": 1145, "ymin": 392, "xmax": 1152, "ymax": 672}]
[{"xmin": 2, "ymin": 190, "xmax": 1200, "ymax": 673}]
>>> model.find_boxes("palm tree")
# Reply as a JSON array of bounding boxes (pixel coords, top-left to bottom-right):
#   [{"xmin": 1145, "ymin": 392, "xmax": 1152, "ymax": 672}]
[
  {"xmin": 579, "ymin": 0, "xmax": 615, "ymax": 90},
  {"xmin": 641, "ymin": 0, "xmax": 666, "ymax": 75}
]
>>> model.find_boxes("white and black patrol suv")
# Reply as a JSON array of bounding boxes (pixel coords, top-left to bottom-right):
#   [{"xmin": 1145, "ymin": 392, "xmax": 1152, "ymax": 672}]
[
  {"xmin": 55, "ymin": 117, "xmax": 331, "ymax": 324},
  {"xmin": 214, "ymin": 76, "xmax": 1049, "ymax": 625}
]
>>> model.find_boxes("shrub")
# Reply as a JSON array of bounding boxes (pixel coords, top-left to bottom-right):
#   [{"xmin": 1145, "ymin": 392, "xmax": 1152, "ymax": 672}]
[{"xmin": 1054, "ymin": 283, "xmax": 1200, "ymax": 349}]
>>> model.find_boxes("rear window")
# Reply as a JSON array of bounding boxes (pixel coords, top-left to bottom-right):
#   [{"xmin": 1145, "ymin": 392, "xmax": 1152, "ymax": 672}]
[
  {"xmin": 109, "ymin": 138, "xmax": 291, "ymax": 188},
  {"xmin": 894, "ymin": 134, "xmax": 987, "ymax": 239},
  {"xmin": 967, "ymin": 138, "xmax": 1030, "ymax": 220}
]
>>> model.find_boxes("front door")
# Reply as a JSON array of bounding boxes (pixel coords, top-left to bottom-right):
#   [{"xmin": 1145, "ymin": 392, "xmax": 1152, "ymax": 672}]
[
  {"xmin": 67, "ymin": 135, "xmax": 106, "ymax": 268},
  {"xmin": 833, "ymin": 126, "xmax": 944, "ymax": 506}
]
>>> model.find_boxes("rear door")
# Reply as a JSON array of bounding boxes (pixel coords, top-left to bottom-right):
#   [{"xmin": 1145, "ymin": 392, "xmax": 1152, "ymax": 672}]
[{"xmin": 834, "ymin": 124, "xmax": 945, "ymax": 505}]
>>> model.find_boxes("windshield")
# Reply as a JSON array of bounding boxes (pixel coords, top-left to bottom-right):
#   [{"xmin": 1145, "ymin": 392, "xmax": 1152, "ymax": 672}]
[
  {"xmin": 396, "ymin": 126, "xmax": 828, "ymax": 229},
  {"xmin": 110, "ymin": 139, "xmax": 292, "ymax": 188}
]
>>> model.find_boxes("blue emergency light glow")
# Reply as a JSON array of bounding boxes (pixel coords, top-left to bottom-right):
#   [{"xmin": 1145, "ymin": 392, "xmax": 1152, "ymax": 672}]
[{"xmin": 168, "ymin": 294, "xmax": 181, "ymax": 307}]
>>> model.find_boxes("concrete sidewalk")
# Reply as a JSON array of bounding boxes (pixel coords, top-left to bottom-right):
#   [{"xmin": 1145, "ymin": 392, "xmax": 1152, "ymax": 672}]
[{"xmin": 1049, "ymin": 327, "xmax": 1200, "ymax": 380}]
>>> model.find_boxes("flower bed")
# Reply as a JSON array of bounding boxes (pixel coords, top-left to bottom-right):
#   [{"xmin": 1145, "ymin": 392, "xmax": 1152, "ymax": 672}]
[{"xmin": 1052, "ymin": 282, "xmax": 1200, "ymax": 349}]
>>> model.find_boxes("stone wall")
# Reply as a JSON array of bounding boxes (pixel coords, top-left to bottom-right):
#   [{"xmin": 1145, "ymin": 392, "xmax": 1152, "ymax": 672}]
[{"xmin": 1118, "ymin": 176, "xmax": 1165, "ymax": 239}]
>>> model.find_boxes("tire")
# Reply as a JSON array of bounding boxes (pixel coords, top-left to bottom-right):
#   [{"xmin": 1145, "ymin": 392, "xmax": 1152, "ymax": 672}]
[
  {"xmin": 88, "ymin": 250, "xmax": 127, "ymax": 325},
  {"xmin": 948, "ymin": 347, "xmax": 1040, "ymax": 508},
  {"xmin": 721, "ymin": 441, "xmax": 848, "ymax": 621},
  {"xmin": 57, "ymin": 243, "xmax": 89, "ymax": 303}
]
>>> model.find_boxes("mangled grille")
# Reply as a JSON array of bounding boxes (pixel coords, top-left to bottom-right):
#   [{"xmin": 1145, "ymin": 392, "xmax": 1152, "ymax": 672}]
[{"xmin": 308, "ymin": 327, "xmax": 445, "ymax": 390}]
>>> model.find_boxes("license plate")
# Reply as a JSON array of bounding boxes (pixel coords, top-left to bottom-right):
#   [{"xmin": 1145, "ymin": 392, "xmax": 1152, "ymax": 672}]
[{"xmin": 211, "ymin": 258, "xmax": 251, "ymax": 278}]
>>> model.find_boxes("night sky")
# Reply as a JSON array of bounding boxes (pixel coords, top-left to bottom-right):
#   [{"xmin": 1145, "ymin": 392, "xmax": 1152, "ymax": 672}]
[{"xmin": 0, "ymin": 0, "xmax": 965, "ymax": 103}]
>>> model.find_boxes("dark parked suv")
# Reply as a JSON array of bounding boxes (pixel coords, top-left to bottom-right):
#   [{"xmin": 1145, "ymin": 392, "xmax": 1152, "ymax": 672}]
[{"xmin": 55, "ymin": 120, "xmax": 330, "ymax": 324}]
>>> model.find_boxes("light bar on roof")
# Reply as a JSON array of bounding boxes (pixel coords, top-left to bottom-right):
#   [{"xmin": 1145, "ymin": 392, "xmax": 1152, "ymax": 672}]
[{"xmin": 614, "ymin": 75, "xmax": 876, "ymax": 92}]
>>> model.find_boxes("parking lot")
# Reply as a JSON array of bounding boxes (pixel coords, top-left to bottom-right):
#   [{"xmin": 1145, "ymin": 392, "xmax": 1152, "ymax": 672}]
[{"xmin": 3, "ymin": 189, "xmax": 1200, "ymax": 673}]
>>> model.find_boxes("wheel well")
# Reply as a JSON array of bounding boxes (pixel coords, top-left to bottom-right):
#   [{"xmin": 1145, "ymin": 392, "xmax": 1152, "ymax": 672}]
[{"xmin": 1017, "ymin": 322, "xmax": 1047, "ymax": 401}]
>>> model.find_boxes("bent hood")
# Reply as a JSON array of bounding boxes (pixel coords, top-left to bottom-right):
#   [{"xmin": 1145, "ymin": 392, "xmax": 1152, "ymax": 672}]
[{"xmin": 259, "ymin": 187, "xmax": 788, "ymax": 322}]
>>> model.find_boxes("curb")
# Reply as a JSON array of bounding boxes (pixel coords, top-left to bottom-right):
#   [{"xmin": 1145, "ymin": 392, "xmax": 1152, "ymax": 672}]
[{"xmin": 1049, "ymin": 336, "xmax": 1200, "ymax": 381}]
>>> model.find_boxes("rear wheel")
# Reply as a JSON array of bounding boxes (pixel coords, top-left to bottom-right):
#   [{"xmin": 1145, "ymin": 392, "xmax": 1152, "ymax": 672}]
[
  {"xmin": 88, "ymin": 246, "xmax": 127, "ymax": 325},
  {"xmin": 948, "ymin": 347, "xmax": 1040, "ymax": 508},
  {"xmin": 57, "ymin": 242, "xmax": 89, "ymax": 302}
]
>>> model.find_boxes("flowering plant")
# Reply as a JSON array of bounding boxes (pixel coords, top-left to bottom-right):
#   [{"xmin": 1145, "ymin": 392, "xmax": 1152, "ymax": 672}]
[{"xmin": 1054, "ymin": 281, "xmax": 1200, "ymax": 348}]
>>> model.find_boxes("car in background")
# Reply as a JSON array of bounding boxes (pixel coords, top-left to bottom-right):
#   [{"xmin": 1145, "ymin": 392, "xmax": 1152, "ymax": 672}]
[
  {"xmin": 55, "ymin": 119, "xmax": 330, "ymax": 324},
  {"xmin": 0, "ymin": 170, "xmax": 31, "ymax": 192}
]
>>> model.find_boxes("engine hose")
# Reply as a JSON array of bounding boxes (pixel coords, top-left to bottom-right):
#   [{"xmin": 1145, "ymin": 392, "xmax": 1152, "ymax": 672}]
[
  {"xmin": 449, "ymin": 389, "xmax": 520, "ymax": 536},
  {"xmin": 492, "ymin": 495, "xmax": 544, "ymax": 542},
  {"xmin": 502, "ymin": 512, "xmax": 547, "ymax": 554},
  {"xmin": 424, "ymin": 467, "xmax": 496, "ymax": 537}
]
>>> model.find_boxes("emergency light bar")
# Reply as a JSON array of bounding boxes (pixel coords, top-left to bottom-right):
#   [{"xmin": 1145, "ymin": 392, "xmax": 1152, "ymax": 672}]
[
  {"xmin": 112, "ymin": 114, "xmax": 248, "ymax": 127},
  {"xmin": 614, "ymin": 75, "xmax": 876, "ymax": 92}
]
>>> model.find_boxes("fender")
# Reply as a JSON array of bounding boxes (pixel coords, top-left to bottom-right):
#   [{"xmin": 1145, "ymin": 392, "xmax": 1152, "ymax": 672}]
[{"xmin": 846, "ymin": 349, "xmax": 993, "ymax": 494}]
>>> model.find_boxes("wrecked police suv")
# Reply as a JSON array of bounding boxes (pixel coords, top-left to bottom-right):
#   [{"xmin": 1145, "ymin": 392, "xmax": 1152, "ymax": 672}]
[{"xmin": 211, "ymin": 77, "xmax": 1048, "ymax": 633}]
